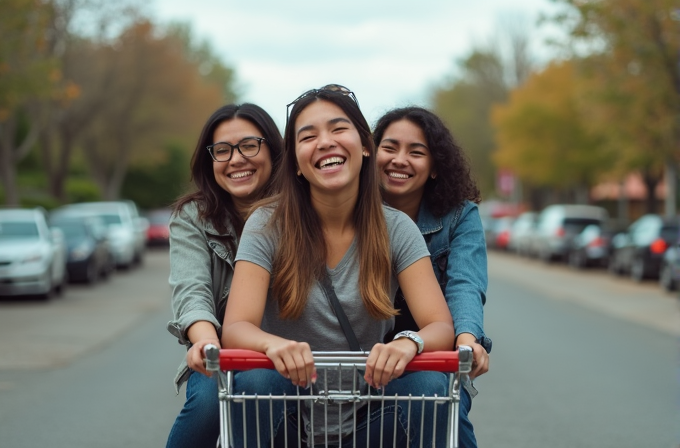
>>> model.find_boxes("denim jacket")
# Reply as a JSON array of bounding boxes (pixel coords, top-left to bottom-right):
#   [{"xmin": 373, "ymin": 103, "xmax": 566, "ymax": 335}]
[
  {"xmin": 419, "ymin": 200, "xmax": 488, "ymax": 343},
  {"xmin": 388, "ymin": 200, "xmax": 489, "ymax": 347},
  {"xmin": 166, "ymin": 201, "xmax": 237, "ymax": 392}
]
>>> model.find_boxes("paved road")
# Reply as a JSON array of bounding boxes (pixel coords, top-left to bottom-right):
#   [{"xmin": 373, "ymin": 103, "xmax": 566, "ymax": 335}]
[
  {"xmin": 0, "ymin": 249, "xmax": 185, "ymax": 447},
  {"xmin": 475, "ymin": 252, "xmax": 679, "ymax": 448},
  {"xmin": 0, "ymin": 249, "xmax": 677, "ymax": 447}
]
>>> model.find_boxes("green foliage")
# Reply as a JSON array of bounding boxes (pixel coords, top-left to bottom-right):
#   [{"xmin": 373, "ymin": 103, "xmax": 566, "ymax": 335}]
[
  {"xmin": 121, "ymin": 143, "xmax": 191, "ymax": 209},
  {"xmin": 549, "ymin": 0, "xmax": 680, "ymax": 212},
  {"xmin": 65, "ymin": 177, "xmax": 101, "ymax": 203},
  {"xmin": 164, "ymin": 21, "xmax": 239, "ymax": 103},
  {"xmin": 0, "ymin": 0, "xmax": 60, "ymax": 118},
  {"xmin": 493, "ymin": 61, "xmax": 612, "ymax": 190},
  {"xmin": 433, "ymin": 49, "xmax": 509, "ymax": 196}
]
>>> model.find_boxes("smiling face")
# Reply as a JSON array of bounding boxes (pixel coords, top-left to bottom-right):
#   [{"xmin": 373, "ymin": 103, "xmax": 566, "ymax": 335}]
[
  {"xmin": 294, "ymin": 100, "xmax": 364, "ymax": 198},
  {"xmin": 377, "ymin": 119, "xmax": 435, "ymax": 206},
  {"xmin": 212, "ymin": 118, "xmax": 272, "ymax": 209}
]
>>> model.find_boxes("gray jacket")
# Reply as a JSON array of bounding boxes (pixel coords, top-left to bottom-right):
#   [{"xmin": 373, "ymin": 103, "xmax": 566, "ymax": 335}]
[{"xmin": 166, "ymin": 201, "xmax": 237, "ymax": 392}]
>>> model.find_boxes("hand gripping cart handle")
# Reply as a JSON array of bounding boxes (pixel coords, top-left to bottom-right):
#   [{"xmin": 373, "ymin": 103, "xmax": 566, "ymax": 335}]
[{"xmin": 204, "ymin": 346, "xmax": 473, "ymax": 448}]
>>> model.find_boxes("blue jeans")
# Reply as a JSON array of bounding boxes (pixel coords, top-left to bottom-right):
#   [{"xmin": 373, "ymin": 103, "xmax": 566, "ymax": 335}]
[
  {"xmin": 383, "ymin": 372, "xmax": 477, "ymax": 448},
  {"xmin": 230, "ymin": 370, "xmax": 464, "ymax": 448},
  {"xmin": 166, "ymin": 370, "xmax": 220, "ymax": 448},
  {"xmin": 458, "ymin": 385, "xmax": 477, "ymax": 448}
]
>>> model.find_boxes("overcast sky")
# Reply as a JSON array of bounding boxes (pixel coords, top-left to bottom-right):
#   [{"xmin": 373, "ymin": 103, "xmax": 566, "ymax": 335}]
[{"xmin": 149, "ymin": 0, "xmax": 563, "ymax": 130}]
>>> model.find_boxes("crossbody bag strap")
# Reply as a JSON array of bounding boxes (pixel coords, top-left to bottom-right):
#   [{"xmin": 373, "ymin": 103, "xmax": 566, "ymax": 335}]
[{"xmin": 319, "ymin": 270, "xmax": 363, "ymax": 352}]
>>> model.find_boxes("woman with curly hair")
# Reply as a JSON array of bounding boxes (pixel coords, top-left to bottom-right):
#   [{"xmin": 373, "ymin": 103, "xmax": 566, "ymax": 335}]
[{"xmin": 374, "ymin": 106, "xmax": 491, "ymax": 448}]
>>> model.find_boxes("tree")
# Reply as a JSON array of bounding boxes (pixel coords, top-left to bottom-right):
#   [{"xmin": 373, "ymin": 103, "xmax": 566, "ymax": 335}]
[
  {"xmin": 79, "ymin": 20, "xmax": 225, "ymax": 200},
  {"xmin": 0, "ymin": 0, "xmax": 61, "ymax": 205},
  {"xmin": 433, "ymin": 49, "xmax": 509, "ymax": 196},
  {"xmin": 492, "ymin": 60, "xmax": 612, "ymax": 204},
  {"xmin": 550, "ymin": 0, "xmax": 680, "ymax": 213},
  {"xmin": 432, "ymin": 21, "xmax": 534, "ymax": 198},
  {"xmin": 39, "ymin": 0, "xmax": 149, "ymax": 202}
]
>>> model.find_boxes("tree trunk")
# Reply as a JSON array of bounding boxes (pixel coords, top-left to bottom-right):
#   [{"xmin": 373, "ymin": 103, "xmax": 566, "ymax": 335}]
[
  {"xmin": 641, "ymin": 171, "xmax": 660, "ymax": 214},
  {"xmin": 617, "ymin": 180, "xmax": 629, "ymax": 225},
  {"xmin": 0, "ymin": 119, "xmax": 20, "ymax": 206},
  {"xmin": 665, "ymin": 162, "xmax": 677, "ymax": 217},
  {"xmin": 0, "ymin": 144, "xmax": 19, "ymax": 206}
]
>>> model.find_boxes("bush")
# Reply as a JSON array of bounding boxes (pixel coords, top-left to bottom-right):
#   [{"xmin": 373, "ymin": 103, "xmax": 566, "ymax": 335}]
[{"xmin": 66, "ymin": 178, "xmax": 101, "ymax": 203}]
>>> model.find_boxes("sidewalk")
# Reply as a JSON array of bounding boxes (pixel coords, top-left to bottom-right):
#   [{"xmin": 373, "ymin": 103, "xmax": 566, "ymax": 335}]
[{"xmin": 488, "ymin": 251, "xmax": 680, "ymax": 338}]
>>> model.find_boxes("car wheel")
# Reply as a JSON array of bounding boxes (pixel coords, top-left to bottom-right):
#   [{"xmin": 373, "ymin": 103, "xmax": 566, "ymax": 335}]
[
  {"xmin": 660, "ymin": 264, "xmax": 677, "ymax": 292},
  {"xmin": 37, "ymin": 273, "xmax": 53, "ymax": 301},
  {"xmin": 85, "ymin": 261, "xmax": 98, "ymax": 284},
  {"xmin": 630, "ymin": 257, "xmax": 646, "ymax": 282},
  {"xmin": 568, "ymin": 251, "xmax": 584, "ymax": 269},
  {"xmin": 608, "ymin": 256, "xmax": 623, "ymax": 276},
  {"xmin": 54, "ymin": 271, "xmax": 66, "ymax": 296}
]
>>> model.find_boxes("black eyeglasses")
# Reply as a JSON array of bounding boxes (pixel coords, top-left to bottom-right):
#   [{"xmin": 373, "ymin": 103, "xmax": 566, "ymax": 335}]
[
  {"xmin": 206, "ymin": 137, "xmax": 266, "ymax": 162},
  {"xmin": 286, "ymin": 84, "xmax": 359, "ymax": 127}
]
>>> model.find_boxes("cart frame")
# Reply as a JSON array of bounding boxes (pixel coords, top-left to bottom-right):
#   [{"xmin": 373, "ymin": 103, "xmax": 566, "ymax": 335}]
[{"xmin": 205, "ymin": 347, "xmax": 472, "ymax": 448}]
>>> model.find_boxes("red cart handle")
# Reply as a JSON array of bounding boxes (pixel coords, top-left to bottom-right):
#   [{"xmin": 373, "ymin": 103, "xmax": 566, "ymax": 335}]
[{"xmin": 215, "ymin": 349, "xmax": 470, "ymax": 373}]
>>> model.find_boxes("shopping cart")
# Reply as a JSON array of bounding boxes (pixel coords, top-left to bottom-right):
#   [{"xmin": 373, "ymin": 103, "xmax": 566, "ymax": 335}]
[{"xmin": 204, "ymin": 346, "xmax": 473, "ymax": 448}]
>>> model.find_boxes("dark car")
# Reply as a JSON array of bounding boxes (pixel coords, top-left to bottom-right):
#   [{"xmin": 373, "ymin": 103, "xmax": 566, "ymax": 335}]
[
  {"xmin": 566, "ymin": 222, "xmax": 622, "ymax": 269},
  {"xmin": 659, "ymin": 229, "xmax": 680, "ymax": 292},
  {"xmin": 608, "ymin": 214, "xmax": 680, "ymax": 282},
  {"xmin": 145, "ymin": 208, "xmax": 172, "ymax": 247},
  {"xmin": 50, "ymin": 216, "xmax": 113, "ymax": 284}
]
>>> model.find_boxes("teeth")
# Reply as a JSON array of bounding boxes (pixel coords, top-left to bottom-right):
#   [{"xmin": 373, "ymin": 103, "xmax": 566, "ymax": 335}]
[
  {"xmin": 229, "ymin": 171, "xmax": 254, "ymax": 179},
  {"xmin": 388, "ymin": 172, "xmax": 410, "ymax": 179},
  {"xmin": 319, "ymin": 157, "xmax": 345, "ymax": 168}
]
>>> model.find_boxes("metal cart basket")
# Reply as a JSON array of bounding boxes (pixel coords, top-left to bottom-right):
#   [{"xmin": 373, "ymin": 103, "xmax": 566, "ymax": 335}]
[{"xmin": 205, "ymin": 346, "xmax": 472, "ymax": 448}]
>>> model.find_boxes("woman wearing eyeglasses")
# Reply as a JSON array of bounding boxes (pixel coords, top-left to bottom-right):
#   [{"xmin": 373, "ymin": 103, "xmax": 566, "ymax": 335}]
[
  {"xmin": 374, "ymin": 106, "xmax": 490, "ymax": 448},
  {"xmin": 165, "ymin": 103, "xmax": 283, "ymax": 448},
  {"xmin": 221, "ymin": 86, "xmax": 454, "ymax": 447}
]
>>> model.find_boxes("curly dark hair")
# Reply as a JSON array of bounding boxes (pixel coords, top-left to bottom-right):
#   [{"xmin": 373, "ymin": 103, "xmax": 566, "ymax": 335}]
[
  {"xmin": 373, "ymin": 106, "xmax": 480, "ymax": 217},
  {"xmin": 173, "ymin": 103, "xmax": 283, "ymax": 235}
]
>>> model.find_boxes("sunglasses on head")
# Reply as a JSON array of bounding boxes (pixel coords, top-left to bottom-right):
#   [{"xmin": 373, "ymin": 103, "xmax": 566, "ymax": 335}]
[{"xmin": 285, "ymin": 84, "xmax": 359, "ymax": 127}]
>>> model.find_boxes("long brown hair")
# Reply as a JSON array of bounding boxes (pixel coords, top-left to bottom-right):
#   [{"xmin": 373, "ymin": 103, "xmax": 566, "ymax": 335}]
[
  {"xmin": 173, "ymin": 103, "xmax": 283, "ymax": 235},
  {"xmin": 261, "ymin": 89, "xmax": 394, "ymax": 320}
]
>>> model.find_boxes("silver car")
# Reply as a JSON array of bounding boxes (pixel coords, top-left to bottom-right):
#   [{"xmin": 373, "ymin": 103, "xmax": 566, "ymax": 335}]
[
  {"xmin": 534, "ymin": 204, "xmax": 609, "ymax": 263},
  {"xmin": 0, "ymin": 208, "xmax": 67, "ymax": 299},
  {"xmin": 52, "ymin": 201, "xmax": 147, "ymax": 269}
]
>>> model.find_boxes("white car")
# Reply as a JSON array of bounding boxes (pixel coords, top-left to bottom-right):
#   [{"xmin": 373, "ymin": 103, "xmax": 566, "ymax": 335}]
[
  {"xmin": 0, "ymin": 208, "xmax": 67, "ymax": 299},
  {"xmin": 53, "ymin": 201, "xmax": 148, "ymax": 269},
  {"xmin": 533, "ymin": 204, "xmax": 609, "ymax": 263}
]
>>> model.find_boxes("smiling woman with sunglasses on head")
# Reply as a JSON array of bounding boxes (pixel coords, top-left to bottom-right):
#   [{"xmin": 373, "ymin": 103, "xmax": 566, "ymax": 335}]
[
  {"xmin": 165, "ymin": 103, "xmax": 282, "ymax": 448},
  {"xmin": 374, "ymin": 106, "xmax": 491, "ymax": 448},
  {"xmin": 221, "ymin": 85, "xmax": 454, "ymax": 447}
]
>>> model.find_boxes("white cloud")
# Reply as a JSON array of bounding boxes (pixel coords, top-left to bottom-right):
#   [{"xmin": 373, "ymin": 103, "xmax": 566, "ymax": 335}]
[{"xmin": 149, "ymin": 0, "xmax": 563, "ymax": 131}]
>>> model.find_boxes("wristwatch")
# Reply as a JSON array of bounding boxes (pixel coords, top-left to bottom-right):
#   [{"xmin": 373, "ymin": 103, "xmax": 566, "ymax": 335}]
[{"xmin": 393, "ymin": 330, "xmax": 424, "ymax": 354}]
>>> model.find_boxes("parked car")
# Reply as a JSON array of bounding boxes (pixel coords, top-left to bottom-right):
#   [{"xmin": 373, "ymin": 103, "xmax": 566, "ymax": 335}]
[
  {"xmin": 566, "ymin": 222, "xmax": 621, "ymax": 269},
  {"xmin": 609, "ymin": 214, "xmax": 680, "ymax": 282},
  {"xmin": 659, "ymin": 236, "xmax": 680, "ymax": 292},
  {"xmin": 533, "ymin": 204, "xmax": 609, "ymax": 263},
  {"xmin": 507, "ymin": 211, "xmax": 537, "ymax": 256},
  {"xmin": 486, "ymin": 216, "xmax": 515, "ymax": 251},
  {"xmin": 0, "ymin": 208, "xmax": 67, "ymax": 299},
  {"xmin": 53, "ymin": 201, "xmax": 148, "ymax": 269},
  {"xmin": 145, "ymin": 208, "xmax": 172, "ymax": 247},
  {"xmin": 49, "ymin": 215, "xmax": 113, "ymax": 283}
]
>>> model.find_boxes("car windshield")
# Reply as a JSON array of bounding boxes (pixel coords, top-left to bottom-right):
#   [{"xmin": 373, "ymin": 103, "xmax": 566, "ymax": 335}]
[
  {"xmin": 98, "ymin": 214, "xmax": 122, "ymax": 225},
  {"xmin": 661, "ymin": 225, "xmax": 679, "ymax": 242},
  {"xmin": 0, "ymin": 221, "xmax": 39, "ymax": 239},
  {"xmin": 563, "ymin": 218, "xmax": 602, "ymax": 234},
  {"xmin": 52, "ymin": 222, "xmax": 87, "ymax": 238}
]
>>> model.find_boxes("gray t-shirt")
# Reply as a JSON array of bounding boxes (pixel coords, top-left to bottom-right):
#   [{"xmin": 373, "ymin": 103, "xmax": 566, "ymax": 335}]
[{"xmin": 235, "ymin": 204, "xmax": 430, "ymax": 440}]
